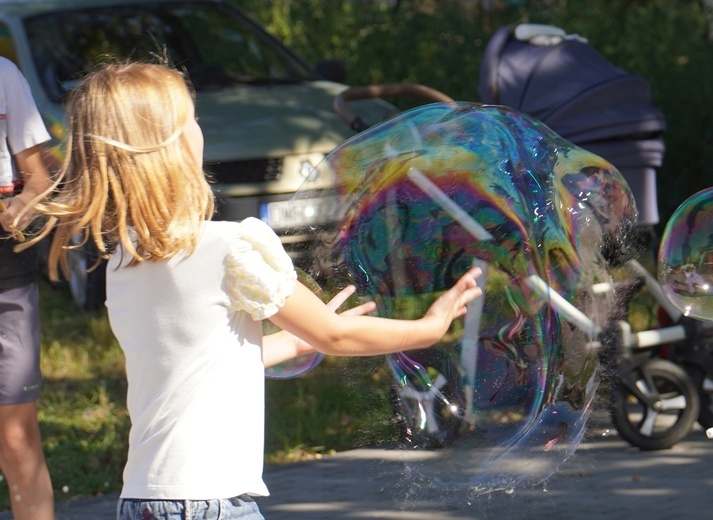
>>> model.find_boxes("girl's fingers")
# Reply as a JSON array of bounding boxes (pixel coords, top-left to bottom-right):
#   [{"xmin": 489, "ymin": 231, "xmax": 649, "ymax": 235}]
[
  {"xmin": 325, "ymin": 284, "xmax": 376, "ymax": 317},
  {"xmin": 325, "ymin": 284, "xmax": 357, "ymax": 312}
]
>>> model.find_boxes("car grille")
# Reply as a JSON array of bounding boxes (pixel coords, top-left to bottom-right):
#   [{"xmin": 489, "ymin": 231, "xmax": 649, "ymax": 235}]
[{"xmin": 205, "ymin": 158, "xmax": 283, "ymax": 183}]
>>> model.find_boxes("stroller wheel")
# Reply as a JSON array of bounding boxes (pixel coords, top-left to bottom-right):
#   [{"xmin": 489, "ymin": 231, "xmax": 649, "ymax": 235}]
[
  {"xmin": 610, "ymin": 359, "xmax": 699, "ymax": 450},
  {"xmin": 685, "ymin": 367, "xmax": 713, "ymax": 430},
  {"xmin": 390, "ymin": 372, "xmax": 466, "ymax": 449}
]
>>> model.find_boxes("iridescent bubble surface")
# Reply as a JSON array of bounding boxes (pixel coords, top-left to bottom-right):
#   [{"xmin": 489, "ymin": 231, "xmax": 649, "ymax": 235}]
[
  {"xmin": 291, "ymin": 102, "xmax": 637, "ymax": 494},
  {"xmin": 264, "ymin": 269, "xmax": 325, "ymax": 379},
  {"xmin": 658, "ymin": 187, "xmax": 713, "ymax": 321}
]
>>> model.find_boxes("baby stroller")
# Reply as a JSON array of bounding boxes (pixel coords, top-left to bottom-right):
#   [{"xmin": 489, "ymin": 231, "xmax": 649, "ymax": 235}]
[
  {"xmin": 478, "ymin": 23, "xmax": 666, "ymax": 232},
  {"xmin": 476, "ymin": 23, "xmax": 713, "ymax": 450},
  {"xmin": 327, "ymin": 27, "xmax": 709, "ymax": 452}
]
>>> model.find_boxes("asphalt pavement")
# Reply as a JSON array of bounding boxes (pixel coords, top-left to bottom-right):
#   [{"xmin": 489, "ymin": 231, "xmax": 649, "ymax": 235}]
[{"xmin": 6, "ymin": 409, "xmax": 713, "ymax": 520}]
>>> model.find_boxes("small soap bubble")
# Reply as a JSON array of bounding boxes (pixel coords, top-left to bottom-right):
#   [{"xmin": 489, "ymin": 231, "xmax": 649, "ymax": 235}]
[
  {"xmin": 659, "ymin": 187, "xmax": 713, "ymax": 321},
  {"xmin": 264, "ymin": 269, "xmax": 325, "ymax": 379}
]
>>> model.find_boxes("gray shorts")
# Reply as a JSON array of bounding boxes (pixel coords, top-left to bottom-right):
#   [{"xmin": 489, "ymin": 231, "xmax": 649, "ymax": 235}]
[{"xmin": 0, "ymin": 282, "xmax": 42, "ymax": 404}]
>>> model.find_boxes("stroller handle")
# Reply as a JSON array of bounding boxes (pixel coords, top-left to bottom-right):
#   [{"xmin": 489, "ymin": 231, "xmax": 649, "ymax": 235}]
[{"xmin": 334, "ymin": 83, "xmax": 454, "ymax": 132}]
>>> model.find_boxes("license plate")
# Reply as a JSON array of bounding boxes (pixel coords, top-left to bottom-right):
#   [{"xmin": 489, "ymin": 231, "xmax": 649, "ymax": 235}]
[{"xmin": 260, "ymin": 195, "xmax": 339, "ymax": 230}]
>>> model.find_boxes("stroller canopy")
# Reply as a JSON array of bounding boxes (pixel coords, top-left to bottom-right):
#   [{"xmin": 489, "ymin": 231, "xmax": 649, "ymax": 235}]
[{"xmin": 479, "ymin": 24, "xmax": 665, "ymax": 225}]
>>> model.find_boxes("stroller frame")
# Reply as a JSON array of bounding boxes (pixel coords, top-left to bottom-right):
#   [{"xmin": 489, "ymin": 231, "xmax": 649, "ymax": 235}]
[{"xmin": 330, "ymin": 79, "xmax": 710, "ymax": 451}]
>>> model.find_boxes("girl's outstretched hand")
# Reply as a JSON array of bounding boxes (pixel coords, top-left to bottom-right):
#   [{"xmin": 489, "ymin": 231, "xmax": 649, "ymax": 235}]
[{"xmin": 423, "ymin": 265, "xmax": 483, "ymax": 331}]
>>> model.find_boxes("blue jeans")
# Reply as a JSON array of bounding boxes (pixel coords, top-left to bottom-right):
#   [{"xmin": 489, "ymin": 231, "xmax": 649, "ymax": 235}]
[{"xmin": 117, "ymin": 495, "xmax": 265, "ymax": 520}]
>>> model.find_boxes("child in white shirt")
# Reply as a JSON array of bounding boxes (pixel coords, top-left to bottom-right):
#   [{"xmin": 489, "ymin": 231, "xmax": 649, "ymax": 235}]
[{"xmin": 20, "ymin": 61, "xmax": 482, "ymax": 520}]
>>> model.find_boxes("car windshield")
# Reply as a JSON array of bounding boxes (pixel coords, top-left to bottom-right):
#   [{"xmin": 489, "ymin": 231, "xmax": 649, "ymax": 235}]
[{"xmin": 24, "ymin": 1, "xmax": 317, "ymax": 99}]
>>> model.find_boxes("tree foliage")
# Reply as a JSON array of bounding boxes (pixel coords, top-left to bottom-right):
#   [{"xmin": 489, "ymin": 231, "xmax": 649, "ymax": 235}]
[{"xmin": 235, "ymin": 0, "xmax": 713, "ymax": 227}]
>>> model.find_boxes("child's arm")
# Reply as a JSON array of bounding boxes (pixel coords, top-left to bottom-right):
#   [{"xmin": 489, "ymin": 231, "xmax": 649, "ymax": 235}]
[
  {"xmin": 267, "ymin": 266, "xmax": 482, "ymax": 357},
  {"xmin": 263, "ymin": 285, "xmax": 376, "ymax": 368}
]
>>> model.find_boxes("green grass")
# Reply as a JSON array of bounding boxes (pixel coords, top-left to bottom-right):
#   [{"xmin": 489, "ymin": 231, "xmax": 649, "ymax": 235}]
[
  {"xmin": 0, "ymin": 280, "xmax": 397, "ymax": 510},
  {"xmin": 265, "ymin": 356, "xmax": 397, "ymax": 462},
  {"xmin": 32, "ymin": 281, "xmax": 129, "ymax": 506}
]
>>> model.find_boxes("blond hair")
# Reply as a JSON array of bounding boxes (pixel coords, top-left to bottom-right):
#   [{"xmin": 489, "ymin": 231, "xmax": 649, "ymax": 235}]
[{"xmin": 24, "ymin": 62, "xmax": 215, "ymax": 280}]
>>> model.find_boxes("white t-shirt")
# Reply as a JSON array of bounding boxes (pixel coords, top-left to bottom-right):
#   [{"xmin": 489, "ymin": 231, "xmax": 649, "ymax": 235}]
[
  {"xmin": 0, "ymin": 57, "xmax": 50, "ymax": 191},
  {"xmin": 106, "ymin": 218, "xmax": 297, "ymax": 500}
]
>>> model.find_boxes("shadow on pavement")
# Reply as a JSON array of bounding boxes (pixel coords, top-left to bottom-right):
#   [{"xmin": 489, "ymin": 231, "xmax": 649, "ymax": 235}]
[{"xmin": 260, "ymin": 425, "xmax": 713, "ymax": 520}]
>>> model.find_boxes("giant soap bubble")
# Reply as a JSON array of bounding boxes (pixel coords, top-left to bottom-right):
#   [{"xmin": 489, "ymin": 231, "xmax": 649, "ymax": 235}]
[
  {"xmin": 290, "ymin": 102, "xmax": 637, "ymax": 495},
  {"xmin": 658, "ymin": 187, "xmax": 713, "ymax": 321}
]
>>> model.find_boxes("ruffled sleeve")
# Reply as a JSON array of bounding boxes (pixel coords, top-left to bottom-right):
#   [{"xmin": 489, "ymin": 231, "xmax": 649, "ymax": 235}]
[{"xmin": 224, "ymin": 217, "xmax": 297, "ymax": 321}]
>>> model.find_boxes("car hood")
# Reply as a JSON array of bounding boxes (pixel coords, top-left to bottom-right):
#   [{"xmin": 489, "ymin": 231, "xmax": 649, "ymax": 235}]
[{"xmin": 196, "ymin": 81, "xmax": 394, "ymax": 162}]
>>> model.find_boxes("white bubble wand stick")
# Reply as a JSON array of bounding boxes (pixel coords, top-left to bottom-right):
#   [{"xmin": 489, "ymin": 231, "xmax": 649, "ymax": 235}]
[
  {"xmin": 406, "ymin": 167, "xmax": 601, "ymax": 334},
  {"xmin": 406, "ymin": 167, "xmax": 602, "ymax": 424}
]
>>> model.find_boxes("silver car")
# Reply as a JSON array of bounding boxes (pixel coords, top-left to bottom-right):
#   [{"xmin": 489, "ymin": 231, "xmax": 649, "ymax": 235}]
[{"xmin": 0, "ymin": 0, "xmax": 395, "ymax": 308}]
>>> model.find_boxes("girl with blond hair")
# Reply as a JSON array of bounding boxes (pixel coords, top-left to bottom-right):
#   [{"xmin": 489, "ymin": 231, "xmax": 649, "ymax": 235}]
[{"xmin": 20, "ymin": 61, "xmax": 482, "ymax": 520}]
